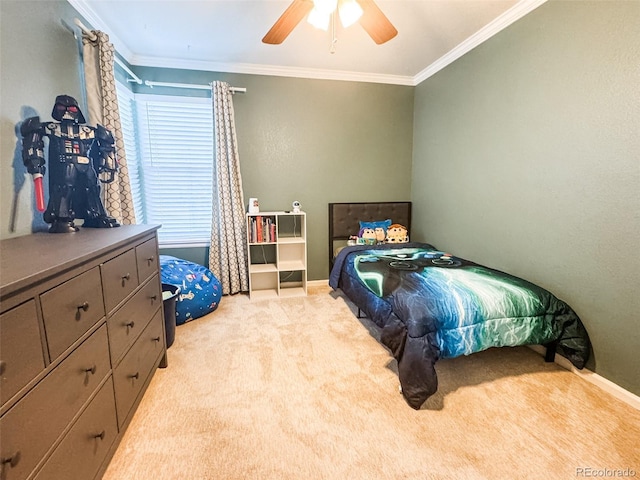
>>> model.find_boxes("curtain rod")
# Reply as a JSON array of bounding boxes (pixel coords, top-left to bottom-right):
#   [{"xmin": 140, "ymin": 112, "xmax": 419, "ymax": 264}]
[
  {"xmin": 73, "ymin": 17, "xmax": 97, "ymax": 40},
  {"xmin": 72, "ymin": 18, "xmax": 246, "ymax": 94},
  {"xmin": 144, "ymin": 80, "xmax": 247, "ymax": 94},
  {"xmin": 115, "ymin": 58, "xmax": 143, "ymax": 85},
  {"xmin": 72, "ymin": 18, "xmax": 142, "ymax": 84}
]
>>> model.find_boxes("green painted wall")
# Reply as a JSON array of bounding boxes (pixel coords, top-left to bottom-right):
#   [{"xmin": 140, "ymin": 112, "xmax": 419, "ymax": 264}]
[
  {"xmin": 411, "ymin": 0, "xmax": 639, "ymax": 395},
  {"xmin": 128, "ymin": 67, "xmax": 415, "ymax": 280}
]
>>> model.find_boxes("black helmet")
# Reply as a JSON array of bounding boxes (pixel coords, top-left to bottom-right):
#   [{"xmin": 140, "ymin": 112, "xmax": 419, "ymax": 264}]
[{"xmin": 51, "ymin": 95, "xmax": 86, "ymax": 123}]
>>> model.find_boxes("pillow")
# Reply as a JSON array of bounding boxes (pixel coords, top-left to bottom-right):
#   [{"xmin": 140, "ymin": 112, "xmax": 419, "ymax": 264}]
[
  {"xmin": 359, "ymin": 219, "xmax": 392, "ymax": 243},
  {"xmin": 385, "ymin": 224, "xmax": 409, "ymax": 243}
]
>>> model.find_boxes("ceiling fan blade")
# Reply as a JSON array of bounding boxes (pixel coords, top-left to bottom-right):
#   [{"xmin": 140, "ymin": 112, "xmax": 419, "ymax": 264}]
[
  {"xmin": 262, "ymin": 0, "xmax": 314, "ymax": 44},
  {"xmin": 356, "ymin": 0, "xmax": 398, "ymax": 45}
]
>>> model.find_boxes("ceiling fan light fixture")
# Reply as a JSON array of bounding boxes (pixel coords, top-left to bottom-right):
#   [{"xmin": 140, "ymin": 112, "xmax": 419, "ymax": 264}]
[
  {"xmin": 307, "ymin": 7, "xmax": 330, "ymax": 30},
  {"xmin": 338, "ymin": 0, "xmax": 363, "ymax": 28},
  {"xmin": 313, "ymin": 0, "xmax": 338, "ymax": 15},
  {"xmin": 262, "ymin": 0, "xmax": 396, "ymax": 46}
]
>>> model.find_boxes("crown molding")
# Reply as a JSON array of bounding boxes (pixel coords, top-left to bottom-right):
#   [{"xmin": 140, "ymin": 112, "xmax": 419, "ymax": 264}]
[
  {"xmin": 412, "ymin": 0, "xmax": 548, "ymax": 85},
  {"xmin": 67, "ymin": 0, "xmax": 133, "ymax": 60},
  {"xmin": 68, "ymin": 0, "xmax": 413, "ymax": 85},
  {"xmin": 130, "ymin": 54, "xmax": 415, "ymax": 86},
  {"xmin": 67, "ymin": 0, "xmax": 545, "ymax": 87}
]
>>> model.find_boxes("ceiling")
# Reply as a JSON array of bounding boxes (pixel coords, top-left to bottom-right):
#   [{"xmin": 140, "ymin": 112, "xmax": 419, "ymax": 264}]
[{"xmin": 68, "ymin": 0, "xmax": 546, "ymax": 86}]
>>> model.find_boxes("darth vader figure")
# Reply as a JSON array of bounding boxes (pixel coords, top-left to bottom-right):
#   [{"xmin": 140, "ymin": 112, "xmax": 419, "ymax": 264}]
[{"xmin": 21, "ymin": 95, "xmax": 120, "ymax": 233}]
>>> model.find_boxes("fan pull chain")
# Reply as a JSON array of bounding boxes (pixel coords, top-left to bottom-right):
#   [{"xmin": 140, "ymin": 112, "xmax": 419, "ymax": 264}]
[{"xmin": 330, "ymin": 10, "xmax": 337, "ymax": 54}]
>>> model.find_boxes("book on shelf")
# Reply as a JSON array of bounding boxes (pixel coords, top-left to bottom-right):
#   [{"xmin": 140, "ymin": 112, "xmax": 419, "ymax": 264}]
[
  {"xmin": 256, "ymin": 216, "xmax": 263, "ymax": 243},
  {"xmin": 248, "ymin": 215, "xmax": 276, "ymax": 243}
]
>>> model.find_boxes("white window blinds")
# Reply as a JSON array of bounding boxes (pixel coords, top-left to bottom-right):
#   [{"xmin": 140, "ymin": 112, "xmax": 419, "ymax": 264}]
[
  {"xmin": 115, "ymin": 82, "xmax": 145, "ymax": 223},
  {"xmin": 114, "ymin": 87, "xmax": 215, "ymax": 247}
]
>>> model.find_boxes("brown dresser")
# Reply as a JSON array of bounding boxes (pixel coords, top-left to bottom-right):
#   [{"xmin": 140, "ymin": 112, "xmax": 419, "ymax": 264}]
[{"xmin": 0, "ymin": 225, "xmax": 167, "ymax": 480}]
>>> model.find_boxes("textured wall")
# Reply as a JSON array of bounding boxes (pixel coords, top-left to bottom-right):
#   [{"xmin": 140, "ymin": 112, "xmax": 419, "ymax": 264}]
[
  {"xmin": 411, "ymin": 0, "xmax": 640, "ymax": 395},
  {"xmin": 132, "ymin": 68, "xmax": 415, "ymax": 280}
]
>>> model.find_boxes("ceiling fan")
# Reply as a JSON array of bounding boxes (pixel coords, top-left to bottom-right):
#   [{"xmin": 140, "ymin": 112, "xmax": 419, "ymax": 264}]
[{"xmin": 262, "ymin": 0, "xmax": 398, "ymax": 46}]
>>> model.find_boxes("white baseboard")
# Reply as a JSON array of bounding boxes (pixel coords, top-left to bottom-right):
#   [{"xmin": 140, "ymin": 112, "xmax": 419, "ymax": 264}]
[
  {"xmin": 528, "ymin": 345, "xmax": 640, "ymax": 411},
  {"xmin": 307, "ymin": 279, "xmax": 330, "ymax": 288}
]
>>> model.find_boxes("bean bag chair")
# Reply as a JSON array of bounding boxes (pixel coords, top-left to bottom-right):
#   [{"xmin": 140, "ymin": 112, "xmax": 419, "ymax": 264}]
[{"xmin": 159, "ymin": 255, "xmax": 222, "ymax": 325}]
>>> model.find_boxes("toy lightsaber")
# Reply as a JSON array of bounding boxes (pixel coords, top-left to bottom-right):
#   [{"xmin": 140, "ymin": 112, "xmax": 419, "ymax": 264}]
[{"xmin": 32, "ymin": 173, "xmax": 45, "ymax": 212}]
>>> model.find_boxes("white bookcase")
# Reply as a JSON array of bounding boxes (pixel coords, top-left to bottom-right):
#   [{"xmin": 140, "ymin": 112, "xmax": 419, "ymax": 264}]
[{"xmin": 246, "ymin": 211, "xmax": 307, "ymax": 299}]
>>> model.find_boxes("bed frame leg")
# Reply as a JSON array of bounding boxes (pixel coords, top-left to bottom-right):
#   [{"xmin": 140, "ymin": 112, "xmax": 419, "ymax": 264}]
[
  {"xmin": 544, "ymin": 342, "xmax": 557, "ymax": 362},
  {"xmin": 357, "ymin": 308, "xmax": 364, "ymax": 318}
]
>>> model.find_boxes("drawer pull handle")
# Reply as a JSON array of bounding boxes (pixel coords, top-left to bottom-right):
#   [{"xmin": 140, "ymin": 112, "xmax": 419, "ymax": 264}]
[
  {"xmin": 125, "ymin": 321, "xmax": 135, "ymax": 329},
  {"xmin": 85, "ymin": 365, "xmax": 97, "ymax": 375},
  {"xmin": 77, "ymin": 302, "xmax": 90, "ymax": 312},
  {"xmin": 147, "ymin": 256, "xmax": 155, "ymax": 264},
  {"xmin": 94, "ymin": 430, "xmax": 106, "ymax": 440},
  {"xmin": 129, "ymin": 372, "xmax": 140, "ymax": 380},
  {"xmin": 0, "ymin": 361, "xmax": 6, "ymax": 375},
  {"xmin": 122, "ymin": 273, "xmax": 131, "ymax": 281},
  {"xmin": 150, "ymin": 294, "xmax": 158, "ymax": 301},
  {"xmin": 1, "ymin": 451, "xmax": 21, "ymax": 468}
]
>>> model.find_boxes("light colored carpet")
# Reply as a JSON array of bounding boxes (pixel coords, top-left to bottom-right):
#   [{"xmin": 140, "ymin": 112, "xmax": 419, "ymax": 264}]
[{"xmin": 103, "ymin": 286, "xmax": 640, "ymax": 480}]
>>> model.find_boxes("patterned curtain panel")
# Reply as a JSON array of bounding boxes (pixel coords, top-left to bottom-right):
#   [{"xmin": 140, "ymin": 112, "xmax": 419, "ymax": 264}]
[
  {"xmin": 82, "ymin": 31, "xmax": 136, "ymax": 225},
  {"xmin": 208, "ymin": 81, "xmax": 249, "ymax": 295}
]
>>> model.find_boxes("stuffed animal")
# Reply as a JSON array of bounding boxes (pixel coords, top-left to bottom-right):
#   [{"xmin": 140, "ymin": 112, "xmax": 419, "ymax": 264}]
[
  {"xmin": 359, "ymin": 219, "xmax": 392, "ymax": 245},
  {"xmin": 373, "ymin": 226, "xmax": 387, "ymax": 242},
  {"xmin": 358, "ymin": 227, "xmax": 377, "ymax": 244},
  {"xmin": 386, "ymin": 224, "xmax": 409, "ymax": 243}
]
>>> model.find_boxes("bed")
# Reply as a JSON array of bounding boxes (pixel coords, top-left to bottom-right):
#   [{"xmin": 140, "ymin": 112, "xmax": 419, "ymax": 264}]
[{"xmin": 328, "ymin": 202, "xmax": 591, "ymax": 409}]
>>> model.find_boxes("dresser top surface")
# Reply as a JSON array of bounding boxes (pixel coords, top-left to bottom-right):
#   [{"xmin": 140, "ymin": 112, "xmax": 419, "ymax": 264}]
[{"xmin": 0, "ymin": 225, "xmax": 160, "ymax": 299}]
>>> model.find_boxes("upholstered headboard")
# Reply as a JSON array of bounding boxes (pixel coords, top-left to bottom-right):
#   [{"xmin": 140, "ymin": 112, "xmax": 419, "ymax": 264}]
[{"xmin": 328, "ymin": 201, "xmax": 412, "ymax": 271}]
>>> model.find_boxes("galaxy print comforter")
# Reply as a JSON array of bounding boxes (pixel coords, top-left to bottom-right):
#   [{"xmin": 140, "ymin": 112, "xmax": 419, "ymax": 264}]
[{"xmin": 329, "ymin": 243, "xmax": 591, "ymax": 409}]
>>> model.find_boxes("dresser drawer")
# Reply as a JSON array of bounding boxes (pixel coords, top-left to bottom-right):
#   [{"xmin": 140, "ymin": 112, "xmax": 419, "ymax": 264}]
[
  {"xmin": 33, "ymin": 377, "xmax": 118, "ymax": 480},
  {"xmin": 102, "ymin": 249, "xmax": 139, "ymax": 313},
  {"xmin": 113, "ymin": 311, "xmax": 163, "ymax": 428},
  {"xmin": 108, "ymin": 274, "xmax": 162, "ymax": 365},
  {"xmin": 136, "ymin": 237, "xmax": 159, "ymax": 283},
  {"xmin": 0, "ymin": 301, "xmax": 45, "ymax": 407},
  {"xmin": 0, "ymin": 325, "xmax": 110, "ymax": 480},
  {"xmin": 40, "ymin": 267, "xmax": 105, "ymax": 360}
]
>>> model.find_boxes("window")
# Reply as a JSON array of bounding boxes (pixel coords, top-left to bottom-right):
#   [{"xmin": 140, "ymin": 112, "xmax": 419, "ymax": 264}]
[
  {"xmin": 116, "ymin": 84, "xmax": 214, "ymax": 247},
  {"xmin": 115, "ymin": 83, "xmax": 144, "ymax": 223}
]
